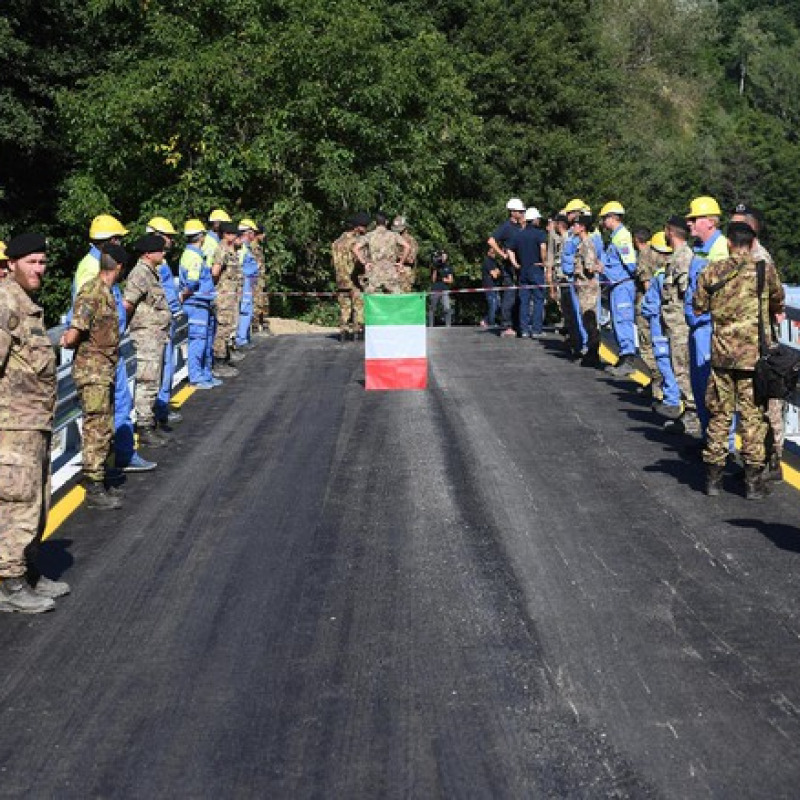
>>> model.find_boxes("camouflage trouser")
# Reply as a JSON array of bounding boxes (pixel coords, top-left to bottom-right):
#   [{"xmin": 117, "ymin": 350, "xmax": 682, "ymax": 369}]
[
  {"xmin": 132, "ymin": 333, "xmax": 166, "ymax": 429},
  {"xmin": 337, "ymin": 288, "xmax": 364, "ymax": 334},
  {"xmin": 77, "ymin": 380, "xmax": 114, "ymax": 482},
  {"xmin": 398, "ymin": 265, "xmax": 415, "ymax": 293},
  {"xmin": 214, "ymin": 298, "xmax": 238, "ymax": 359},
  {"xmin": 704, "ymin": 368, "xmax": 767, "ymax": 467},
  {"xmin": 255, "ymin": 273, "xmax": 269, "ymax": 320},
  {"xmin": 767, "ymin": 398, "xmax": 786, "ymax": 459},
  {"xmin": 576, "ymin": 282, "xmax": 600, "ymax": 354},
  {"xmin": 365, "ymin": 261, "xmax": 401, "ymax": 294},
  {"xmin": 0, "ymin": 429, "xmax": 50, "ymax": 579},
  {"xmin": 663, "ymin": 312, "xmax": 692, "ymax": 408}
]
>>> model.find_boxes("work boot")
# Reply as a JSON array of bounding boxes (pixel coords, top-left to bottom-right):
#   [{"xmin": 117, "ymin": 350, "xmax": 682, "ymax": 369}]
[
  {"xmin": 228, "ymin": 350, "xmax": 245, "ymax": 363},
  {"xmin": 213, "ymin": 363, "xmax": 239, "ymax": 378},
  {"xmin": 138, "ymin": 427, "xmax": 168, "ymax": 449},
  {"xmin": 705, "ymin": 464, "xmax": 724, "ymax": 497},
  {"xmin": 608, "ymin": 355, "xmax": 635, "ymax": 377},
  {"xmin": 82, "ymin": 479, "xmax": 123, "ymax": 510},
  {"xmin": 654, "ymin": 401, "xmax": 683, "ymax": 420},
  {"xmin": 0, "ymin": 577, "xmax": 55, "ymax": 613},
  {"xmin": 27, "ymin": 573, "xmax": 71, "ymax": 599},
  {"xmin": 744, "ymin": 465, "xmax": 769, "ymax": 500},
  {"xmin": 764, "ymin": 453, "xmax": 783, "ymax": 483}
]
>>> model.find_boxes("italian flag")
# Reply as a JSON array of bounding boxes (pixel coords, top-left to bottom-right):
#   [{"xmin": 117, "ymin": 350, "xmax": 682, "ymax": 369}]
[{"xmin": 364, "ymin": 293, "xmax": 428, "ymax": 390}]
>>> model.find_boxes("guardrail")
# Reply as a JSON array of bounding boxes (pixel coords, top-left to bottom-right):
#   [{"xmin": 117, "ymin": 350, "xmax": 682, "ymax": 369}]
[{"xmin": 49, "ymin": 318, "xmax": 189, "ymax": 493}]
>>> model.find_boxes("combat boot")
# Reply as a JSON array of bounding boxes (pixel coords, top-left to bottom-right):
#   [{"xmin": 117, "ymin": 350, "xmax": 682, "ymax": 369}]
[
  {"xmin": 705, "ymin": 464, "xmax": 724, "ymax": 497},
  {"xmin": 0, "ymin": 577, "xmax": 55, "ymax": 613},
  {"xmin": 138, "ymin": 427, "xmax": 168, "ymax": 449},
  {"xmin": 82, "ymin": 479, "xmax": 123, "ymax": 510},
  {"xmin": 28, "ymin": 574, "xmax": 71, "ymax": 599},
  {"xmin": 228, "ymin": 350, "xmax": 245, "ymax": 363},
  {"xmin": 213, "ymin": 362, "xmax": 239, "ymax": 378},
  {"xmin": 744, "ymin": 465, "xmax": 769, "ymax": 500},
  {"xmin": 764, "ymin": 453, "xmax": 783, "ymax": 483}
]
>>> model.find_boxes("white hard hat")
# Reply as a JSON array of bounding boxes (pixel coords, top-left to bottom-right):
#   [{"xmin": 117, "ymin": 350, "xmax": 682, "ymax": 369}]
[
  {"xmin": 525, "ymin": 207, "xmax": 541, "ymax": 221},
  {"xmin": 506, "ymin": 198, "xmax": 525, "ymax": 212}
]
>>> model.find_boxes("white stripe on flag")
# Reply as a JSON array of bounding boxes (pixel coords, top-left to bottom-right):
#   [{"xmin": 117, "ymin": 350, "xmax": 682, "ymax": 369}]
[{"xmin": 365, "ymin": 325, "xmax": 426, "ymax": 360}]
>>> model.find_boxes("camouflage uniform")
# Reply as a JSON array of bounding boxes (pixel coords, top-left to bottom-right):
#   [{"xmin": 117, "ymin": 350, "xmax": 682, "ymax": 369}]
[
  {"xmin": 693, "ymin": 251, "xmax": 784, "ymax": 467},
  {"xmin": 635, "ymin": 245, "xmax": 659, "ymax": 395},
  {"xmin": 213, "ymin": 243, "xmax": 242, "ymax": 360},
  {"xmin": 332, "ymin": 230, "xmax": 364, "ymax": 336},
  {"xmin": 398, "ymin": 232, "xmax": 418, "ymax": 293},
  {"xmin": 574, "ymin": 237, "xmax": 601, "ymax": 357},
  {"xmin": 661, "ymin": 241, "xmax": 693, "ymax": 406},
  {"xmin": 124, "ymin": 258, "xmax": 172, "ymax": 429},
  {"xmin": 0, "ymin": 280, "xmax": 56, "ymax": 579},
  {"xmin": 361, "ymin": 225, "xmax": 405, "ymax": 294},
  {"xmin": 71, "ymin": 276, "xmax": 119, "ymax": 482},
  {"xmin": 250, "ymin": 239, "xmax": 269, "ymax": 325}
]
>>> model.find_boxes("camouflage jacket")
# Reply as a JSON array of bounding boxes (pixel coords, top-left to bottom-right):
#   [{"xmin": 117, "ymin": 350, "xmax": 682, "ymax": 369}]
[
  {"xmin": 332, "ymin": 231, "xmax": 361, "ymax": 290},
  {"xmin": 574, "ymin": 237, "xmax": 601, "ymax": 281},
  {"xmin": 662, "ymin": 241, "xmax": 692, "ymax": 314},
  {"xmin": 124, "ymin": 258, "xmax": 172, "ymax": 337},
  {"xmin": 214, "ymin": 243, "xmax": 242, "ymax": 302},
  {"xmin": 546, "ymin": 230, "xmax": 564, "ymax": 276},
  {"xmin": 362, "ymin": 225, "xmax": 403, "ymax": 265},
  {"xmin": 0, "ymin": 279, "xmax": 56, "ymax": 431},
  {"xmin": 635, "ymin": 245, "xmax": 656, "ymax": 291},
  {"xmin": 71, "ymin": 275, "xmax": 119, "ymax": 385},
  {"xmin": 250, "ymin": 240, "xmax": 265, "ymax": 271},
  {"xmin": 400, "ymin": 232, "xmax": 418, "ymax": 265},
  {"xmin": 693, "ymin": 251, "xmax": 784, "ymax": 370}
]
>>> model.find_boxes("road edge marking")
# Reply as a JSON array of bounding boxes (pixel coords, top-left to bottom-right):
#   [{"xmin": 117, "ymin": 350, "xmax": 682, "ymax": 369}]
[{"xmin": 43, "ymin": 485, "xmax": 85, "ymax": 541}]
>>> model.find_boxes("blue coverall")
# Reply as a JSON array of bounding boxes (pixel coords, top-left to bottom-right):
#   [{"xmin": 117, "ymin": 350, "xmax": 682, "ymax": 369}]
[
  {"xmin": 179, "ymin": 245, "xmax": 216, "ymax": 386},
  {"xmin": 155, "ymin": 261, "xmax": 182, "ymax": 420},
  {"xmin": 236, "ymin": 243, "xmax": 260, "ymax": 346},
  {"xmin": 641, "ymin": 269, "xmax": 681, "ymax": 407},
  {"xmin": 561, "ymin": 233, "xmax": 588, "ymax": 348},
  {"xmin": 601, "ymin": 224, "xmax": 637, "ymax": 357}
]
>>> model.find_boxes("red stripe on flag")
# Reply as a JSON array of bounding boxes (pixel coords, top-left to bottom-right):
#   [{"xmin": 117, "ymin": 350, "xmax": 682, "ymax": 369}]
[{"xmin": 365, "ymin": 358, "xmax": 428, "ymax": 391}]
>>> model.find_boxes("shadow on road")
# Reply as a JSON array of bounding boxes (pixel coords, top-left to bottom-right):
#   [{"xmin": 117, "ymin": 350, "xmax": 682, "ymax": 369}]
[
  {"xmin": 36, "ymin": 537, "xmax": 75, "ymax": 580},
  {"xmin": 726, "ymin": 518, "xmax": 800, "ymax": 554},
  {"xmin": 643, "ymin": 458, "xmax": 706, "ymax": 492}
]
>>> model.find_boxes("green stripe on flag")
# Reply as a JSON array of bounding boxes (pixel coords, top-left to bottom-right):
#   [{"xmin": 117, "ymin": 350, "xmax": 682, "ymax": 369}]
[{"xmin": 364, "ymin": 293, "xmax": 426, "ymax": 326}]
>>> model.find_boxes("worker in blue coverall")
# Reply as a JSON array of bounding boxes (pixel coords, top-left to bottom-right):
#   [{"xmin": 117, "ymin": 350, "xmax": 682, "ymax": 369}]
[
  {"xmin": 561, "ymin": 199, "xmax": 591, "ymax": 354},
  {"xmin": 179, "ymin": 219, "xmax": 219, "ymax": 390},
  {"xmin": 235, "ymin": 219, "xmax": 260, "ymax": 349},
  {"xmin": 599, "ymin": 201, "xmax": 638, "ymax": 377},
  {"xmin": 145, "ymin": 218, "xmax": 184, "ymax": 428},
  {"xmin": 71, "ymin": 215, "xmax": 157, "ymax": 471},
  {"xmin": 683, "ymin": 196, "xmax": 729, "ymax": 437},
  {"xmin": 640, "ymin": 232, "xmax": 682, "ymax": 409}
]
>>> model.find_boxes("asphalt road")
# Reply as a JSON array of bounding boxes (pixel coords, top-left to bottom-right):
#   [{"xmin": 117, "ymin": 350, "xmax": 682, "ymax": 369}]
[{"xmin": 2, "ymin": 328, "xmax": 800, "ymax": 799}]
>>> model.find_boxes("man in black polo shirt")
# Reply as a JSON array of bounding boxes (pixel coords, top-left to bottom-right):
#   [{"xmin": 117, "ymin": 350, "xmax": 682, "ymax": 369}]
[
  {"xmin": 487, "ymin": 198, "xmax": 525, "ymax": 337},
  {"xmin": 508, "ymin": 207, "xmax": 548, "ymax": 337}
]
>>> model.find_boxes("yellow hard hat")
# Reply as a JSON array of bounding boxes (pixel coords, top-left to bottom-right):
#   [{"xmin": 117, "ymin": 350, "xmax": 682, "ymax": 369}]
[
  {"xmin": 686, "ymin": 195, "xmax": 721, "ymax": 219},
  {"xmin": 146, "ymin": 216, "xmax": 177, "ymax": 235},
  {"xmin": 0, "ymin": 241, "xmax": 6, "ymax": 261},
  {"xmin": 89, "ymin": 214, "xmax": 128, "ymax": 240},
  {"xmin": 599, "ymin": 201, "xmax": 625, "ymax": 218},
  {"xmin": 184, "ymin": 219, "xmax": 206, "ymax": 236},
  {"xmin": 208, "ymin": 208, "xmax": 232, "ymax": 223},
  {"xmin": 238, "ymin": 218, "xmax": 258, "ymax": 232},
  {"xmin": 564, "ymin": 198, "xmax": 587, "ymax": 213},
  {"xmin": 649, "ymin": 231, "xmax": 672, "ymax": 254}
]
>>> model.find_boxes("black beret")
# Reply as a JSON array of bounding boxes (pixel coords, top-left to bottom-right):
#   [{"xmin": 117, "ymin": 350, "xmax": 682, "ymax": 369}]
[
  {"xmin": 554, "ymin": 213, "xmax": 569, "ymax": 224},
  {"xmin": 102, "ymin": 244, "xmax": 129, "ymax": 266},
  {"xmin": 733, "ymin": 202, "xmax": 755, "ymax": 216},
  {"xmin": 665, "ymin": 215, "xmax": 690, "ymax": 234},
  {"xmin": 132, "ymin": 234, "xmax": 167, "ymax": 253},
  {"xmin": 575, "ymin": 212, "xmax": 594, "ymax": 229},
  {"xmin": 727, "ymin": 220, "xmax": 755, "ymax": 237},
  {"xmin": 352, "ymin": 211, "xmax": 371, "ymax": 228},
  {"xmin": 220, "ymin": 221, "xmax": 239, "ymax": 235},
  {"xmin": 6, "ymin": 233, "xmax": 47, "ymax": 259}
]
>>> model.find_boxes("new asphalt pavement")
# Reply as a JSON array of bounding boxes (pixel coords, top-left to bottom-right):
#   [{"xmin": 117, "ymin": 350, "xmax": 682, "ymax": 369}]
[{"xmin": 2, "ymin": 327, "xmax": 800, "ymax": 798}]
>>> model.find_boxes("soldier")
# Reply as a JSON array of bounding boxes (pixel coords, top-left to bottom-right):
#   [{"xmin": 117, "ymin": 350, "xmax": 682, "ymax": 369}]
[
  {"xmin": 235, "ymin": 219, "xmax": 260, "ymax": 350},
  {"xmin": 353, "ymin": 212, "xmax": 410, "ymax": 294},
  {"xmin": 332, "ymin": 212, "xmax": 369, "ymax": 341},
  {"xmin": 179, "ymin": 219, "xmax": 218, "ymax": 389},
  {"xmin": 656, "ymin": 216, "xmax": 695, "ymax": 429},
  {"xmin": 731, "ymin": 203, "xmax": 785, "ymax": 482},
  {"xmin": 693, "ymin": 221, "xmax": 784, "ymax": 499},
  {"xmin": 545, "ymin": 212, "xmax": 568, "ymax": 322},
  {"xmin": 572, "ymin": 212, "xmax": 603, "ymax": 367},
  {"xmin": 0, "ymin": 233, "xmax": 65, "ymax": 613},
  {"xmin": 60, "ymin": 247, "xmax": 125, "ymax": 510},
  {"xmin": 123, "ymin": 235, "xmax": 173, "ymax": 448},
  {"xmin": 251, "ymin": 224, "xmax": 271, "ymax": 336},
  {"xmin": 392, "ymin": 215, "xmax": 418, "ymax": 293},
  {"xmin": 599, "ymin": 201, "xmax": 638, "ymax": 377},
  {"xmin": 211, "ymin": 222, "xmax": 243, "ymax": 376},
  {"xmin": 146, "ymin": 217, "xmax": 184, "ymax": 427},
  {"xmin": 633, "ymin": 227, "xmax": 660, "ymax": 400}
]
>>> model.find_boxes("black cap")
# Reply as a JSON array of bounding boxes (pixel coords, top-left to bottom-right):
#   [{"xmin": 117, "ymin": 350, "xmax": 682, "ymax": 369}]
[
  {"xmin": 554, "ymin": 213, "xmax": 569, "ymax": 224},
  {"xmin": 575, "ymin": 212, "xmax": 593, "ymax": 229},
  {"xmin": 6, "ymin": 233, "xmax": 47, "ymax": 259},
  {"xmin": 352, "ymin": 211, "xmax": 370, "ymax": 228},
  {"xmin": 220, "ymin": 221, "xmax": 238, "ymax": 235},
  {"xmin": 132, "ymin": 234, "xmax": 167, "ymax": 253},
  {"xmin": 666, "ymin": 215, "xmax": 690, "ymax": 234},
  {"xmin": 102, "ymin": 244, "xmax": 129, "ymax": 266},
  {"xmin": 732, "ymin": 202, "xmax": 756, "ymax": 216}
]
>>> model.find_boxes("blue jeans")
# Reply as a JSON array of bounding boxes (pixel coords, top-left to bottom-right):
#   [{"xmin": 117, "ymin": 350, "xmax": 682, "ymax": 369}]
[
  {"xmin": 519, "ymin": 266, "xmax": 545, "ymax": 334},
  {"xmin": 483, "ymin": 288, "xmax": 499, "ymax": 326}
]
